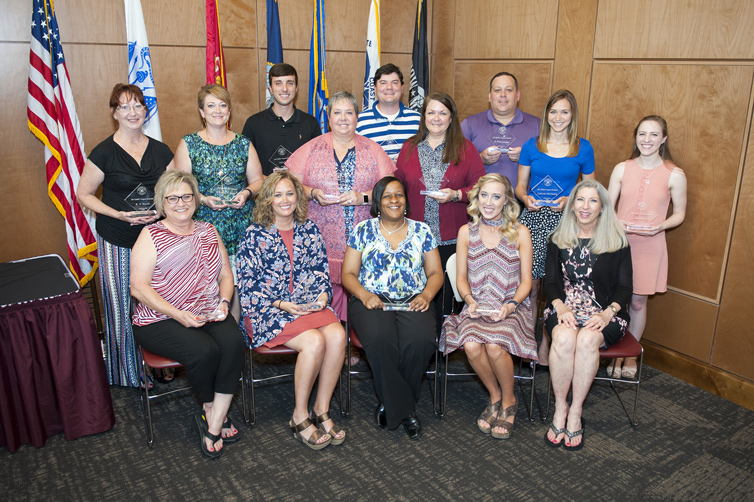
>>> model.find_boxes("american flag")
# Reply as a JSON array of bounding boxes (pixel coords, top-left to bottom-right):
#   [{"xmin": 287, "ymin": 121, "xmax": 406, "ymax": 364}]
[{"xmin": 27, "ymin": 0, "xmax": 97, "ymax": 286}]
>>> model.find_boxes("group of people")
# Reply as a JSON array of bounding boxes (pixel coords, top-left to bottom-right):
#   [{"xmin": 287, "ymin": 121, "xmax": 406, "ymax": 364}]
[{"xmin": 76, "ymin": 62, "xmax": 686, "ymax": 458}]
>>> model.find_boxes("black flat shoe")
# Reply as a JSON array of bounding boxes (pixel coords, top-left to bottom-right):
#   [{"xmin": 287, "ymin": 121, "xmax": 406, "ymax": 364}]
[
  {"xmin": 375, "ymin": 403, "xmax": 387, "ymax": 428},
  {"xmin": 402, "ymin": 413, "xmax": 421, "ymax": 439}
]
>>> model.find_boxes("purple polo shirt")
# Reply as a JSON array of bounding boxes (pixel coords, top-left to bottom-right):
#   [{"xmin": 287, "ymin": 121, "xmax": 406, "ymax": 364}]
[{"xmin": 461, "ymin": 108, "xmax": 540, "ymax": 187}]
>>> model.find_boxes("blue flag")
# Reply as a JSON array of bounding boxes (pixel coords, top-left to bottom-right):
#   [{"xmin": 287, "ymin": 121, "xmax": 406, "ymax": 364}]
[
  {"xmin": 265, "ymin": 0, "xmax": 283, "ymax": 108},
  {"xmin": 309, "ymin": 0, "xmax": 329, "ymax": 133},
  {"xmin": 125, "ymin": 0, "xmax": 162, "ymax": 140}
]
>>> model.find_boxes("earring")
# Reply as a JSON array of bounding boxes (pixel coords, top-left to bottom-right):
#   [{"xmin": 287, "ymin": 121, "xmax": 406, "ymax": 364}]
[{"xmin": 404, "ymin": 209, "xmax": 407, "ymax": 216}]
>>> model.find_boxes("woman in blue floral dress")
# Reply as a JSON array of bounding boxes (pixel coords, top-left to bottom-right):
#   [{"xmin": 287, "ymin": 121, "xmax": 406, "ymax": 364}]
[
  {"xmin": 174, "ymin": 84, "xmax": 264, "ymax": 320},
  {"xmin": 342, "ymin": 177, "xmax": 444, "ymax": 439},
  {"xmin": 237, "ymin": 171, "xmax": 346, "ymax": 450}
]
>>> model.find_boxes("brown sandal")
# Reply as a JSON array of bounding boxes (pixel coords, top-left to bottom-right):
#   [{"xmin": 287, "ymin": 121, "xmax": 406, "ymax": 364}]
[
  {"xmin": 477, "ymin": 399, "xmax": 502, "ymax": 434},
  {"xmin": 491, "ymin": 399, "xmax": 517, "ymax": 440},
  {"xmin": 289, "ymin": 417, "xmax": 332, "ymax": 450},
  {"xmin": 311, "ymin": 411, "xmax": 346, "ymax": 445}
]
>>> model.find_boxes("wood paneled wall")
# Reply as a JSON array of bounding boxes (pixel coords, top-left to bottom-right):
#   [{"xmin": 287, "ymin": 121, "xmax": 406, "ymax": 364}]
[
  {"xmin": 3, "ymin": 0, "xmax": 754, "ymax": 408},
  {"xmin": 432, "ymin": 0, "xmax": 754, "ymax": 409}
]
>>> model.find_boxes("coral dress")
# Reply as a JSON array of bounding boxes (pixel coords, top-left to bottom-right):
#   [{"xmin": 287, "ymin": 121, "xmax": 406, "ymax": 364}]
[
  {"xmin": 441, "ymin": 224, "xmax": 537, "ymax": 361},
  {"xmin": 616, "ymin": 159, "xmax": 674, "ymax": 295}
]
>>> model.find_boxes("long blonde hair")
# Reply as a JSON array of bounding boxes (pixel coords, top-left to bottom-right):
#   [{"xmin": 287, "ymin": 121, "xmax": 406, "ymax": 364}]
[
  {"xmin": 467, "ymin": 174, "xmax": 520, "ymax": 245},
  {"xmin": 550, "ymin": 179, "xmax": 628, "ymax": 254}
]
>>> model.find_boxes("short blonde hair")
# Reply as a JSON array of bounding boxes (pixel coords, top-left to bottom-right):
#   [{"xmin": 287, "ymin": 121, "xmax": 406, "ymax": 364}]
[
  {"xmin": 153, "ymin": 170, "xmax": 200, "ymax": 217},
  {"xmin": 467, "ymin": 173, "xmax": 520, "ymax": 244},
  {"xmin": 198, "ymin": 84, "xmax": 232, "ymax": 109},
  {"xmin": 252, "ymin": 171, "xmax": 308, "ymax": 229}
]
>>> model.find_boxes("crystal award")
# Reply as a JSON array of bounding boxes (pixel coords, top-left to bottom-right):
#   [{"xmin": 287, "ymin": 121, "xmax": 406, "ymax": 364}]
[
  {"xmin": 530, "ymin": 175, "xmax": 564, "ymax": 207},
  {"xmin": 124, "ymin": 184, "xmax": 157, "ymax": 217}
]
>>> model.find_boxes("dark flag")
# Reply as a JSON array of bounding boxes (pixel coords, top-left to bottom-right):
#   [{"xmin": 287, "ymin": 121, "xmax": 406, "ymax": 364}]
[{"xmin": 409, "ymin": 0, "xmax": 428, "ymax": 111}]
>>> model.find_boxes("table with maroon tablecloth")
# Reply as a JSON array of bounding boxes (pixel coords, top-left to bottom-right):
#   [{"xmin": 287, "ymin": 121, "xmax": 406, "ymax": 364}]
[{"xmin": 0, "ymin": 255, "xmax": 115, "ymax": 453}]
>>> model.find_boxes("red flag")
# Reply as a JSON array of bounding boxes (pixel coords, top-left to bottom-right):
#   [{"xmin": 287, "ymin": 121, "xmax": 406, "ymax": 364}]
[
  {"xmin": 27, "ymin": 0, "xmax": 97, "ymax": 286},
  {"xmin": 206, "ymin": 0, "xmax": 226, "ymax": 86}
]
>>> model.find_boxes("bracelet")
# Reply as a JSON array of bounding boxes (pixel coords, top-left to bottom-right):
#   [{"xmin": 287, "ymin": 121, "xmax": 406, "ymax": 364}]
[
  {"xmin": 220, "ymin": 298, "xmax": 231, "ymax": 308},
  {"xmin": 243, "ymin": 188, "xmax": 253, "ymax": 199},
  {"xmin": 311, "ymin": 189, "xmax": 321, "ymax": 205},
  {"xmin": 504, "ymin": 299, "xmax": 518, "ymax": 308},
  {"xmin": 463, "ymin": 293, "xmax": 473, "ymax": 302},
  {"xmin": 200, "ymin": 195, "xmax": 206, "ymax": 206}
]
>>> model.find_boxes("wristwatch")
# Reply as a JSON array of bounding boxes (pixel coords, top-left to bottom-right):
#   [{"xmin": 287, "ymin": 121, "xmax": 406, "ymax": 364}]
[
  {"xmin": 452, "ymin": 190, "xmax": 461, "ymax": 202},
  {"xmin": 362, "ymin": 193, "xmax": 369, "ymax": 205}
]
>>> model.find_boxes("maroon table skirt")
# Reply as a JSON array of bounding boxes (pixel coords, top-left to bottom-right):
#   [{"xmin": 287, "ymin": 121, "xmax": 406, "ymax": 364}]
[{"xmin": 0, "ymin": 290, "xmax": 115, "ymax": 452}]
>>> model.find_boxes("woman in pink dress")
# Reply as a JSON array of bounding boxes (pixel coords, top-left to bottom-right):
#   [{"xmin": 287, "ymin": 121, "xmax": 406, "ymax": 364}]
[{"xmin": 607, "ymin": 115, "xmax": 687, "ymax": 378}]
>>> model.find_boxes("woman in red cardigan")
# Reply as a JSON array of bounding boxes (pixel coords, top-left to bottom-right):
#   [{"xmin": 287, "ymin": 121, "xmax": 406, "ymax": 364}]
[{"xmin": 395, "ymin": 92, "xmax": 485, "ymax": 325}]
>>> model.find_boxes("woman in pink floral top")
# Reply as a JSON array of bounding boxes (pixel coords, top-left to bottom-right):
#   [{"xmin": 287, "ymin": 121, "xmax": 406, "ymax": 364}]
[{"xmin": 287, "ymin": 91, "xmax": 395, "ymax": 320}]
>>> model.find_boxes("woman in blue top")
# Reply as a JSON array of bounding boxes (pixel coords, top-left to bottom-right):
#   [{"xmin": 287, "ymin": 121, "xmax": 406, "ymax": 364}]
[
  {"xmin": 515, "ymin": 90, "xmax": 595, "ymax": 365},
  {"xmin": 342, "ymin": 177, "xmax": 444, "ymax": 439}
]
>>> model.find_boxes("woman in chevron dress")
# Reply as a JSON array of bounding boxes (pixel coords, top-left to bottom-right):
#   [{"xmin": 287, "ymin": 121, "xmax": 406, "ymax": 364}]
[{"xmin": 441, "ymin": 174, "xmax": 537, "ymax": 439}]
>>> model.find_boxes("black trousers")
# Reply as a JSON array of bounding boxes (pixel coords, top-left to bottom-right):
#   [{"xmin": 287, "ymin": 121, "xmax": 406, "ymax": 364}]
[
  {"xmin": 348, "ymin": 296, "xmax": 437, "ymax": 429},
  {"xmin": 434, "ymin": 243, "xmax": 456, "ymax": 334},
  {"xmin": 133, "ymin": 316, "xmax": 245, "ymax": 403}
]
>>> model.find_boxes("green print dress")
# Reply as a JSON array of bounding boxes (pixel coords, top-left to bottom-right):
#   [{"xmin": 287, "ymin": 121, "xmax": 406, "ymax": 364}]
[{"xmin": 183, "ymin": 132, "xmax": 253, "ymax": 271}]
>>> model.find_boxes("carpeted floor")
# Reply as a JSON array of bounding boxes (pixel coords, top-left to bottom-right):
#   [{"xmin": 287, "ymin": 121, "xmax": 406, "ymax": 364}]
[{"xmin": 2, "ymin": 353, "xmax": 754, "ymax": 501}]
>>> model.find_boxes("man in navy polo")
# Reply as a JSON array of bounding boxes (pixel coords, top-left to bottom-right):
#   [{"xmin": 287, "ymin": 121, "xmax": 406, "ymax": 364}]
[
  {"xmin": 461, "ymin": 72, "xmax": 540, "ymax": 187},
  {"xmin": 357, "ymin": 63, "xmax": 421, "ymax": 161},
  {"xmin": 242, "ymin": 63, "xmax": 321, "ymax": 175}
]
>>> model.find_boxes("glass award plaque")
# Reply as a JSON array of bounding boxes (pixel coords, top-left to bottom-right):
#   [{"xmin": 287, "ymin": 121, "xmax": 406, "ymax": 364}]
[
  {"xmin": 197, "ymin": 297, "xmax": 225, "ymax": 322},
  {"xmin": 320, "ymin": 181, "xmax": 341, "ymax": 201},
  {"xmin": 124, "ymin": 184, "xmax": 157, "ymax": 217},
  {"xmin": 420, "ymin": 175, "xmax": 448, "ymax": 197},
  {"xmin": 269, "ymin": 145, "xmax": 293, "ymax": 171},
  {"xmin": 383, "ymin": 302, "xmax": 412, "ymax": 311},
  {"xmin": 487, "ymin": 125, "xmax": 516, "ymax": 152},
  {"xmin": 378, "ymin": 138, "xmax": 399, "ymax": 159},
  {"xmin": 296, "ymin": 302, "xmax": 323, "ymax": 311},
  {"xmin": 624, "ymin": 201, "xmax": 658, "ymax": 231},
  {"xmin": 475, "ymin": 308, "xmax": 499, "ymax": 315},
  {"xmin": 529, "ymin": 176, "xmax": 564, "ymax": 206},
  {"xmin": 208, "ymin": 169, "xmax": 240, "ymax": 205}
]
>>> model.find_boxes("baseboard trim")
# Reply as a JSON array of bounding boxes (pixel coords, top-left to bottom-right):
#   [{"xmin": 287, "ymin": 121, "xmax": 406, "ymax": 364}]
[{"xmin": 643, "ymin": 341, "xmax": 754, "ymax": 412}]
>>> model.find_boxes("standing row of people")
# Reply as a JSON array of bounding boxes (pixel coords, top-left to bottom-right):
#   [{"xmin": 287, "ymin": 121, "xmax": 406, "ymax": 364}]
[{"xmin": 76, "ymin": 61, "xmax": 686, "ymax": 457}]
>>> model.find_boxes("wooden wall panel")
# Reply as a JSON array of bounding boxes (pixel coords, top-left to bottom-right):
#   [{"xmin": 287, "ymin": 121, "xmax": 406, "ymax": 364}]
[
  {"xmin": 53, "ymin": 0, "xmax": 125, "ymax": 45},
  {"xmin": 431, "ymin": 0, "xmax": 456, "ymax": 96},
  {"xmin": 587, "ymin": 63, "xmax": 753, "ymax": 300},
  {"xmin": 453, "ymin": 0, "xmax": 559, "ymax": 60},
  {"xmin": 711, "ymin": 117, "xmax": 754, "ymax": 380},
  {"xmin": 595, "ymin": 0, "xmax": 754, "ymax": 60},
  {"xmin": 452, "ymin": 62, "xmax": 552, "ymax": 122},
  {"xmin": 644, "ymin": 292, "xmax": 717, "ymax": 362},
  {"xmin": 257, "ymin": 0, "xmax": 314, "ymax": 51},
  {"xmin": 551, "ymin": 0, "xmax": 597, "ymax": 134}
]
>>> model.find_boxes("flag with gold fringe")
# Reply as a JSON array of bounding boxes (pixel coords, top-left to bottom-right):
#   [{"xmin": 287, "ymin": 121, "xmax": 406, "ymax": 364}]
[
  {"xmin": 206, "ymin": 0, "xmax": 226, "ymax": 86},
  {"xmin": 308, "ymin": 0, "xmax": 329, "ymax": 133},
  {"xmin": 27, "ymin": 0, "xmax": 97, "ymax": 286}
]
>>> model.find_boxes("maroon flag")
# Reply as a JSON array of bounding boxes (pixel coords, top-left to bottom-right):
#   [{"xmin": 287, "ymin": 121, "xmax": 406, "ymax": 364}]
[{"xmin": 206, "ymin": 0, "xmax": 226, "ymax": 86}]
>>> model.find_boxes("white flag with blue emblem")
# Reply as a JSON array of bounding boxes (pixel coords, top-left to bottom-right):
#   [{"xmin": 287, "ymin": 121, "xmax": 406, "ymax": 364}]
[
  {"xmin": 362, "ymin": 0, "xmax": 380, "ymax": 111},
  {"xmin": 125, "ymin": 0, "xmax": 162, "ymax": 141}
]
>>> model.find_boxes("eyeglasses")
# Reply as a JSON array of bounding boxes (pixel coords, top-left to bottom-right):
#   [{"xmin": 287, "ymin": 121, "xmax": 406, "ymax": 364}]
[
  {"xmin": 164, "ymin": 194, "xmax": 194, "ymax": 205},
  {"xmin": 116, "ymin": 103, "xmax": 145, "ymax": 113}
]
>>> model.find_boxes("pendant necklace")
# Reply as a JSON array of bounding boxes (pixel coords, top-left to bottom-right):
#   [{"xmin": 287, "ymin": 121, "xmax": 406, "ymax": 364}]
[{"xmin": 380, "ymin": 217, "xmax": 406, "ymax": 236}]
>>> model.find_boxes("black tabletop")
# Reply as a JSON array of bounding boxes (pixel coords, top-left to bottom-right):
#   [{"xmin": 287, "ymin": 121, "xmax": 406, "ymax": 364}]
[{"xmin": 0, "ymin": 254, "xmax": 79, "ymax": 306}]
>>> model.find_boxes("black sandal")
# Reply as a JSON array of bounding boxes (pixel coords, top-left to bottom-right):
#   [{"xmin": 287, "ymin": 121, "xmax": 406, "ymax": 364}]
[
  {"xmin": 192, "ymin": 411, "xmax": 222, "ymax": 459},
  {"xmin": 221, "ymin": 417, "xmax": 241, "ymax": 445}
]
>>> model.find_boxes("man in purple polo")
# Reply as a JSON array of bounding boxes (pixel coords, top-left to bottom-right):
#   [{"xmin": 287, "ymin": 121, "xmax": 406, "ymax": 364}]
[{"xmin": 461, "ymin": 72, "xmax": 540, "ymax": 187}]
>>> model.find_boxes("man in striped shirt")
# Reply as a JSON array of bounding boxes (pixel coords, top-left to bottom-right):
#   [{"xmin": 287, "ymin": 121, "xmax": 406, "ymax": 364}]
[{"xmin": 357, "ymin": 64, "xmax": 421, "ymax": 161}]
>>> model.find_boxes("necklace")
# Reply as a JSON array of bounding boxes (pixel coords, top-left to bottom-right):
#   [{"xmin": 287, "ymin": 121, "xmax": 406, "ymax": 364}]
[
  {"xmin": 380, "ymin": 217, "xmax": 406, "ymax": 236},
  {"xmin": 481, "ymin": 217, "xmax": 503, "ymax": 227}
]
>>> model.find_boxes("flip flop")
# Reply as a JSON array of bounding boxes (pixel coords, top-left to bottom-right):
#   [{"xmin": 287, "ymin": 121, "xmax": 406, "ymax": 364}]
[
  {"xmin": 545, "ymin": 422, "xmax": 566, "ymax": 448},
  {"xmin": 563, "ymin": 418, "xmax": 585, "ymax": 451}
]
